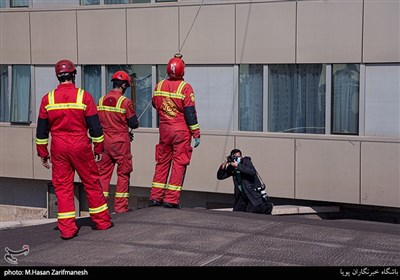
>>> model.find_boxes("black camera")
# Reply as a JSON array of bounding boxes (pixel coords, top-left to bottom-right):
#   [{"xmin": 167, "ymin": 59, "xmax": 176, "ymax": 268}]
[
  {"xmin": 227, "ymin": 154, "xmax": 238, "ymax": 163},
  {"xmin": 255, "ymin": 184, "xmax": 269, "ymax": 202}
]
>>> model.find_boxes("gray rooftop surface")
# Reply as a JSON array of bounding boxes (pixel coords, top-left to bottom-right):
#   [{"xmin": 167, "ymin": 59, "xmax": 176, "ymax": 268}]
[{"xmin": 1, "ymin": 207, "xmax": 399, "ymax": 276}]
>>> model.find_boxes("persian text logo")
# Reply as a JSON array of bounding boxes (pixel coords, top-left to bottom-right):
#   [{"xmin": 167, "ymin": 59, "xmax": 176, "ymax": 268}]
[{"xmin": 4, "ymin": 245, "xmax": 29, "ymax": 265}]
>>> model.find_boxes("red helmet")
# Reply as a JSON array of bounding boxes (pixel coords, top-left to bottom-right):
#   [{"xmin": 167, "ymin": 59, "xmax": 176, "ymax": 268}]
[
  {"xmin": 112, "ymin": 70, "xmax": 131, "ymax": 86},
  {"xmin": 55, "ymin": 59, "xmax": 76, "ymax": 75},
  {"xmin": 167, "ymin": 55, "xmax": 185, "ymax": 79}
]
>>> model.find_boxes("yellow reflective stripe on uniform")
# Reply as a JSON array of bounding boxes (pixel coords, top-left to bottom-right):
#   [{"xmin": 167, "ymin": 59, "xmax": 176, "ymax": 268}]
[
  {"xmin": 98, "ymin": 96, "xmax": 104, "ymax": 106},
  {"xmin": 156, "ymin": 80, "xmax": 164, "ymax": 91},
  {"xmin": 176, "ymin": 81, "xmax": 187, "ymax": 95},
  {"xmin": 97, "ymin": 96, "xmax": 127, "ymax": 113},
  {"xmin": 153, "ymin": 91, "xmax": 185, "ymax": 99},
  {"xmin": 189, "ymin": 124, "xmax": 200, "ymax": 131},
  {"xmin": 58, "ymin": 211, "xmax": 76, "ymax": 219},
  {"xmin": 46, "ymin": 103, "xmax": 87, "ymax": 111},
  {"xmin": 91, "ymin": 135, "xmax": 104, "ymax": 143},
  {"xmin": 45, "ymin": 89, "xmax": 87, "ymax": 111},
  {"xmin": 154, "ymin": 80, "xmax": 185, "ymax": 99},
  {"xmin": 36, "ymin": 138, "xmax": 49, "ymax": 145},
  {"xmin": 103, "ymin": 192, "xmax": 109, "ymax": 198},
  {"xmin": 76, "ymin": 88, "xmax": 84, "ymax": 104},
  {"xmin": 89, "ymin": 203, "xmax": 108, "ymax": 214},
  {"xmin": 167, "ymin": 184, "xmax": 182, "ymax": 191},
  {"xmin": 116, "ymin": 96, "xmax": 126, "ymax": 108},
  {"xmin": 48, "ymin": 90, "xmax": 55, "ymax": 105},
  {"xmin": 152, "ymin": 182, "xmax": 166, "ymax": 189},
  {"xmin": 115, "ymin": 192, "xmax": 129, "ymax": 198},
  {"xmin": 97, "ymin": 106, "xmax": 126, "ymax": 113}
]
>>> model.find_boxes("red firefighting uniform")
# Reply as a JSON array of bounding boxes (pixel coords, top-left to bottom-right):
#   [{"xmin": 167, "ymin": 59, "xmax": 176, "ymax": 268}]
[
  {"xmin": 150, "ymin": 79, "xmax": 200, "ymax": 205},
  {"xmin": 97, "ymin": 90, "xmax": 139, "ymax": 213},
  {"xmin": 36, "ymin": 83, "xmax": 112, "ymax": 239}
]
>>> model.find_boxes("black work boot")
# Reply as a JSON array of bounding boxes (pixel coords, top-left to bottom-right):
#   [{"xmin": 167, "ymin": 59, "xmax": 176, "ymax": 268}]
[
  {"xmin": 148, "ymin": 200, "xmax": 162, "ymax": 207},
  {"xmin": 163, "ymin": 202, "xmax": 181, "ymax": 209}
]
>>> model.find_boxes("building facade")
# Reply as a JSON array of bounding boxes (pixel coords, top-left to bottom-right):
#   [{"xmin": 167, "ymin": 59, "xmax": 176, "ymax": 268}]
[{"xmin": 0, "ymin": 0, "xmax": 399, "ymax": 213}]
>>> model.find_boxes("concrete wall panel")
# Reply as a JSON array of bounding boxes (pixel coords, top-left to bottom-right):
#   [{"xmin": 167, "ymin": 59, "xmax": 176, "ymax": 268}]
[
  {"xmin": 297, "ymin": 0, "xmax": 363, "ymax": 63},
  {"xmin": 0, "ymin": 127, "xmax": 33, "ymax": 178},
  {"xmin": 363, "ymin": 0, "xmax": 400, "ymax": 63},
  {"xmin": 30, "ymin": 11, "xmax": 77, "ymax": 64},
  {"xmin": 77, "ymin": 9, "xmax": 126, "ymax": 64},
  {"xmin": 0, "ymin": 12, "xmax": 31, "ymax": 64},
  {"xmin": 296, "ymin": 139, "xmax": 360, "ymax": 203},
  {"xmin": 236, "ymin": 136, "xmax": 295, "ymax": 198},
  {"xmin": 127, "ymin": 7, "xmax": 178, "ymax": 64},
  {"xmin": 179, "ymin": 5, "xmax": 235, "ymax": 64},
  {"xmin": 361, "ymin": 142, "xmax": 400, "ymax": 207},
  {"xmin": 185, "ymin": 134, "xmax": 235, "ymax": 194},
  {"xmin": 236, "ymin": 2, "xmax": 296, "ymax": 64}
]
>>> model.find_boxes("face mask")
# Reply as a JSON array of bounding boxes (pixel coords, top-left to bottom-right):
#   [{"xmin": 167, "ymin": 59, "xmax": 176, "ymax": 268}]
[{"xmin": 236, "ymin": 157, "xmax": 241, "ymax": 164}]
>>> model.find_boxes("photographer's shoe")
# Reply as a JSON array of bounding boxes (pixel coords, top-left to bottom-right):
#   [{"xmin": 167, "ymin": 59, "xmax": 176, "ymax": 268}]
[
  {"xmin": 163, "ymin": 202, "xmax": 181, "ymax": 209},
  {"xmin": 149, "ymin": 200, "xmax": 162, "ymax": 207}
]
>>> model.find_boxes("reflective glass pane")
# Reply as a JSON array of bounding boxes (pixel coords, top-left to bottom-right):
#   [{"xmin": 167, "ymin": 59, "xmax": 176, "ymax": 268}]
[
  {"xmin": 268, "ymin": 64, "xmax": 326, "ymax": 134},
  {"xmin": 10, "ymin": 0, "xmax": 29, "ymax": 7},
  {"xmin": 332, "ymin": 64, "xmax": 359, "ymax": 135},
  {"xmin": 239, "ymin": 64, "xmax": 263, "ymax": 131},
  {"xmin": 0, "ymin": 65, "xmax": 10, "ymax": 122},
  {"xmin": 81, "ymin": 0, "xmax": 100, "ymax": 5},
  {"xmin": 83, "ymin": 65, "xmax": 101, "ymax": 104},
  {"xmin": 132, "ymin": 65, "xmax": 152, "ymax": 128},
  {"xmin": 11, "ymin": 65, "xmax": 31, "ymax": 123}
]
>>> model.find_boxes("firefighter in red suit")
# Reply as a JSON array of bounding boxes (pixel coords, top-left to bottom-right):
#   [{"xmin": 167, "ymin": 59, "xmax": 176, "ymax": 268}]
[
  {"xmin": 149, "ymin": 54, "xmax": 200, "ymax": 208},
  {"xmin": 36, "ymin": 59, "xmax": 112, "ymax": 240},
  {"xmin": 97, "ymin": 71, "xmax": 139, "ymax": 213}
]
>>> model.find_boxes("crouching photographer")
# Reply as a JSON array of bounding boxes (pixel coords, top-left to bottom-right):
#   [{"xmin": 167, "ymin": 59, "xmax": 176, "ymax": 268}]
[{"xmin": 217, "ymin": 149, "xmax": 273, "ymax": 215}]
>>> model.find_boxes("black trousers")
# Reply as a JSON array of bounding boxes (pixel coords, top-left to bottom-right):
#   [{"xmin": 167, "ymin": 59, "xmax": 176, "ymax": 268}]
[{"xmin": 233, "ymin": 191, "xmax": 271, "ymax": 214}]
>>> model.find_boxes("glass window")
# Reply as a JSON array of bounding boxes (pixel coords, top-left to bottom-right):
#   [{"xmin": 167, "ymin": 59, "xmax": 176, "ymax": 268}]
[
  {"xmin": 239, "ymin": 64, "xmax": 263, "ymax": 131},
  {"xmin": 0, "ymin": 1, "xmax": 7, "ymax": 8},
  {"xmin": 11, "ymin": 65, "xmax": 31, "ymax": 124},
  {"xmin": 185, "ymin": 66, "xmax": 235, "ymax": 131},
  {"xmin": 268, "ymin": 64, "xmax": 326, "ymax": 134},
  {"xmin": 331, "ymin": 64, "xmax": 359, "ymax": 135},
  {"xmin": 0, "ymin": 65, "xmax": 10, "ymax": 122},
  {"xmin": 364, "ymin": 64, "xmax": 400, "ymax": 138},
  {"xmin": 83, "ymin": 65, "xmax": 102, "ymax": 104},
  {"xmin": 107, "ymin": 65, "xmax": 153, "ymax": 127},
  {"xmin": 105, "ymin": 0, "xmax": 127, "ymax": 4},
  {"xmin": 132, "ymin": 65, "xmax": 152, "ymax": 128},
  {"xmin": 10, "ymin": 0, "xmax": 29, "ymax": 7},
  {"xmin": 80, "ymin": 0, "xmax": 100, "ymax": 5}
]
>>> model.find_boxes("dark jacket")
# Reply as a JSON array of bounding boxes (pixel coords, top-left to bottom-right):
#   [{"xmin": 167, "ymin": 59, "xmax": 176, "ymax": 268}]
[{"xmin": 217, "ymin": 156, "xmax": 265, "ymax": 208}]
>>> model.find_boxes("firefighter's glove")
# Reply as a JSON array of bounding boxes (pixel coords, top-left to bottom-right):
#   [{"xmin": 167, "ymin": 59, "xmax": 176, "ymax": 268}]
[
  {"xmin": 129, "ymin": 131, "xmax": 134, "ymax": 142},
  {"xmin": 194, "ymin": 138, "xmax": 200, "ymax": 148}
]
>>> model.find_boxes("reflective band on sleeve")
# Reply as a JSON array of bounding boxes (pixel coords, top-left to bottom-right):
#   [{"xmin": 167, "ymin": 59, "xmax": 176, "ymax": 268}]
[
  {"xmin": 89, "ymin": 203, "xmax": 108, "ymax": 214},
  {"xmin": 103, "ymin": 192, "xmax": 109, "ymax": 198},
  {"xmin": 189, "ymin": 124, "xmax": 200, "ymax": 130},
  {"xmin": 91, "ymin": 135, "xmax": 104, "ymax": 143},
  {"xmin": 36, "ymin": 138, "xmax": 49, "ymax": 145}
]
